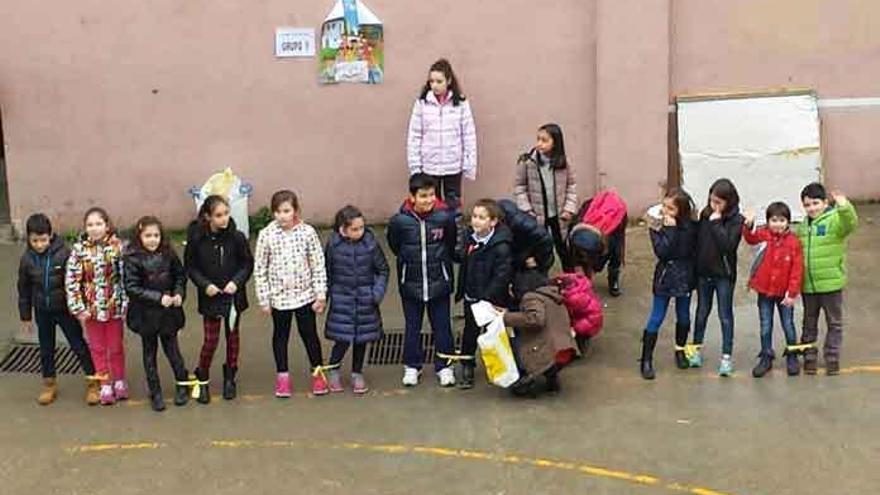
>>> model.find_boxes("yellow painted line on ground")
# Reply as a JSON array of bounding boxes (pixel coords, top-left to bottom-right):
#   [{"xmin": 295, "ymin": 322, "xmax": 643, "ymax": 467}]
[
  {"xmin": 207, "ymin": 439, "xmax": 739, "ymax": 495},
  {"xmin": 66, "ymin": 442, "xmax": 163, "ymax": 454}
]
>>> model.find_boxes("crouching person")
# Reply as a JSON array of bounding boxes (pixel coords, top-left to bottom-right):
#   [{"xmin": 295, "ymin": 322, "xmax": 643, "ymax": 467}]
[{"xmin": 503, "ymin": 270, "xmax": 576, "ymax": 397}]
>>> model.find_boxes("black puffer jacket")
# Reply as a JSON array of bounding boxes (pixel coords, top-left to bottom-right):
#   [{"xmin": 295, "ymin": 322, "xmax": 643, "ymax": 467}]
[
  {"xmin": 455, "ymin": 225, "xmax": 514, "ymax": 307},
  {"xmin": 17, "ymin": 235, "xmax": 70, "ymax": 320},
  {"xmin": 498, "ymin": 199, "xmax": 554, "ymax": 272},
  {"xmin": 650, "ymin": 221, "xmax": 698, "ymax": 297},
  {"xmin": 387, "ymin": 198, "xmax": 457, "ymax": 302},
  {"xmin": 696, "ymin": 207, "xmax": 743, "ymax": 281},
  {"xmin": 124, "ymin": 245, "xmax": 187, "ymax": 336},
  {"xmin": 184, "ymin": 218, "xmax": 254, "ymax": 317}
]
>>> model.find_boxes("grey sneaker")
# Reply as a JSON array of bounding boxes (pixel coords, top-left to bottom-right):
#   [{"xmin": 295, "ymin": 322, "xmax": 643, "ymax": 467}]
[
  {"xmin": 352, "ymin": 373, "xmax": 369, "ymax": 394},
  {"xmin": 328, "ymin": 369, "xmax": 344, "ymax": 393}
]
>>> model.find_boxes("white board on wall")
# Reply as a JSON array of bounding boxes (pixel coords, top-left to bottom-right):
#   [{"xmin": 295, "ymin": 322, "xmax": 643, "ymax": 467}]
[{"xmin": 678, "ymin": 92, "xmax": 822, "ymax": 224}]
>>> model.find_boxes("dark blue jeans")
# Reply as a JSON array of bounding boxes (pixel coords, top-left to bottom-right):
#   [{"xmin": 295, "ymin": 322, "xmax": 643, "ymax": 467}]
[
  {"xmin": 402, "ymin": 296, "xmax": 454, "ymax": 371},
  {"xmin": 692, "ymin": 277, "xmax": 735, "ymax": 355},
  {"xmin": 35, "ymin": 310, "xmax": 95, "ymax": 378},
  {"xmin": 758, "ymin": 294, "xmax": 797, "ymax": 356},
  {"xmin": 645, "ymin": 294, "xmax": 691, "ymax": 334}
]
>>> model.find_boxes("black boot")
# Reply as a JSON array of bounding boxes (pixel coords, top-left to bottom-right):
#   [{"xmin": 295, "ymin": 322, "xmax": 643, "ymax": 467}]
[
  {"xmin": 194, "ymin": 368, "xmax": 211, "ymax": 404},
  {"xmin": 457, "ymin": 362, "xmax": 475, "ymax": 389},
  {"xmin": 575, "ymin": 335, "xmax": 591, "ymax": 358},
  {"xmin": 510, "ymin": 376, "xmax": 538, "ymax": 399},
  {"xmin": 640, "ymin": 331, "xmax": 658, "ymax": 380},
  {"xmin": 544, "ymin": 367, "xmax": 561, "ymax": 394},
  {"xmin": 174, "ymin": 371, "xmax": 189, "ymax": 406},
  {"xmin": 752, "ymin": 351, "xmax": 774, "ymax": 378},
  {"xmin": 150, "ymin": 389, "xmax": 166, "ymax": 412},
  {"xmin": 145, "ymin": 357, "xmax": 165, "ymax": 411},
  {"xmin": 608, "ymin": 268, "xmax": 622, "ymax": 298},
  {"xmin": 222, "ymin": 364, "xmax": 237, "ymax": 400},
  {"xmin": 674, "ymin": 324, "xmax": 690, "ymax": 369}
]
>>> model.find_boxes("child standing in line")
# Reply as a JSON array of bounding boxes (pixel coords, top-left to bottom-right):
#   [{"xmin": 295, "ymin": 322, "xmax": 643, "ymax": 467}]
[
  {"xmin": 18, "ymin": 213, "xmax": 98, "ymax": 405},
  {"xmin": 324, "ymin": 205, "xmax": 389, "ymax": 395},
  {"xmin": 185, "ymin": 195, "xmax": 254, "ymax": 403},
  {"xmin": 387, "ymin": 173, "xmax": 458, "ymax": 387},
  {"xmin": 687, "ymin": 179, "xmax": 744, "ymax": 376},
  {"xmin": 639, "ymin": 189, "xmax": 697, "ymax": 380},
  {"xmin": 454, "ymin": 198, "xmax": 513, "ymax": 389},
  {"xmin": 124, "ymin": 216, "xmax": 190, "ymax": 411},
  {"xmin": 254, "ymin": 190, "xmax": 329, "ymax": 398},
  {"xmin": 743, "ymin": 202, "xmax": 803, "ymax": 378},
  {"xmin": 796, "ymin": 183, "xmax": 858, "ymax": 376},
  {"xmin": 65, "ymin": 207, "xmax": 129, "ymax": 405}
]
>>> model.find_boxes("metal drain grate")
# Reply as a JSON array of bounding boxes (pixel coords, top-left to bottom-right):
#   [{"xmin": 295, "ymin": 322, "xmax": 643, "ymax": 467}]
[
  {"xmin": 0, "ymin": 344, "xmax": 83, "ymax": 374},
  {"xmin": 367, "ymin": 330, "xmax": 463, "ymax": 366}
]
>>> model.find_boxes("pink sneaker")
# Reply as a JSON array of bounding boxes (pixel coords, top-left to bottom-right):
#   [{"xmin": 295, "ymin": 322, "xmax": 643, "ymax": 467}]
[
  {"xmin": 275, "ymin": 372, "xmax": 291, "ymax": 398},
  {"xmin": 312, "ymin": 374, "xmax": 329, "ymax": 396},
  {"xmin": 113, "ymin": 380, "xmax": 129, "ymax": 401},
  {"xmin": 100, "ymin": 385, "xmax": 116, "ymax": 406},
  {"xmin": 327, "ymin": 370, "xmax": 344, "ymax": 393}
]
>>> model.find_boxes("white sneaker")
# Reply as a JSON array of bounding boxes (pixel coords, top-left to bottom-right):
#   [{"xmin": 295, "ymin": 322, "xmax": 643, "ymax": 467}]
[
  {"xmin": 437, "ymin": 367, "xmax": 456, "ymax": 387},
  {"xmin": 402, "ymin": 367, "xmax": 421, "ymax": 387}
]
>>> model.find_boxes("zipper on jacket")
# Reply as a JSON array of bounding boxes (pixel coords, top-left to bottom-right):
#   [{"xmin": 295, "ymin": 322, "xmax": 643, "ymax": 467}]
[
  {"xmin": 439, "ymin": 105, "xmax": 443, "ymax": 168},
  {"xmin": 807, "ymin": 224, "xmax": 816, "ymax": 292},
  {"xmin": 420, "ymin": 219, "xmax": 429, "ymax": 302},
  {"xmin": 43, "ymin": 255, "xmax": 51, "ymax": 308}
]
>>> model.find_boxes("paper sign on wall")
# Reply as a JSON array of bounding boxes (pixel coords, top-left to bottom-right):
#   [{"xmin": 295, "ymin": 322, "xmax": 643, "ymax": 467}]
[
  {"xmin": 275, "ymin": 28, "xmax": 316, "ymax": 58},
  {"xmin": 319, "ymin": 0, "xmax": 384, "ymax": 84}
]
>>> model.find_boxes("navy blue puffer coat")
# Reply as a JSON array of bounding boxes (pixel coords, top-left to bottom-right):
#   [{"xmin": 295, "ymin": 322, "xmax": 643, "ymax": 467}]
[{"xmin": 324, "ymin": 229, "xmax": 390, "ymax": 344}]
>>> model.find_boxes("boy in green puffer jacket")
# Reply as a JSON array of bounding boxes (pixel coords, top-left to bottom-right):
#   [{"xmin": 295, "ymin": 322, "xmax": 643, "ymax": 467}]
[{"xmin": 797, "ymin": 183, "xmax": 858, "ymax": 376}]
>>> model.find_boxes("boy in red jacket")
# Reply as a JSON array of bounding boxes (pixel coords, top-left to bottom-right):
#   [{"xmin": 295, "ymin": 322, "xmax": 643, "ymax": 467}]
[{"xmin": 743, "ymin": 202, "xmax": 804, "ymax": 377}]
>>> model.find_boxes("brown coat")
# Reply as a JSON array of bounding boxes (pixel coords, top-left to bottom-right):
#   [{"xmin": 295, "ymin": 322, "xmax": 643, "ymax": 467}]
[
  {"xmin": 503, "ymin": 286, "xmax": 576, "ymax": 379},
  {"xmin": 513, "ymin": 151, "xmax": 578, "ymax": 238}
]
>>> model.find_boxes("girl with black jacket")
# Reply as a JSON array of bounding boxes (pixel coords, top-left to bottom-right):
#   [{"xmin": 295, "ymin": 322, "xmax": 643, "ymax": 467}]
[{"xmin": 124, "ymin": 216, "xmax": 189, "ymax": 412}]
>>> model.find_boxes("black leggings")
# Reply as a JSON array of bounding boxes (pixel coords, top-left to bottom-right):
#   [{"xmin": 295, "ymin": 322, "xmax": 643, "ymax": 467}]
[
  {"xmin": 272, "ymin": 306, "xmax": 324, "ymax": 373},
  {"xmin": 141, "ymin": 332, "xmax": 187, "ymax": 390},
  {"xmin": 329, "ymin": 342, "xmax": 367, "ymax": 373},
  {"xmin": 547, "ymin": 216, "xmax": 574, "ymax": 273}
]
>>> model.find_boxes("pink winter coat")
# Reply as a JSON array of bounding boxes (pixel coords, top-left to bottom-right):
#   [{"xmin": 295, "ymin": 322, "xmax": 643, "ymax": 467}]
[
  {"xmin": 406, "ymin": 91, "xmax": 478, "ymax": 180},
  {"xmin": 556, "ymin": 273, "xmax": 603, "ymax": 338}
]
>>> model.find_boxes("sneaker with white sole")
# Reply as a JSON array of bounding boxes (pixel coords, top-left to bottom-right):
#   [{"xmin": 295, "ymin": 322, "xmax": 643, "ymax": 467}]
[
  {"xmin": 437, "ymin": 366, "xmax": 456, "ymax": 387},
  {"xmin": 402, "ymin": 367, "xmax": 421, "ymax": 387},
  {"xmin": 719, "ymin": 354, "xmax": 734, "ymax": 377}
]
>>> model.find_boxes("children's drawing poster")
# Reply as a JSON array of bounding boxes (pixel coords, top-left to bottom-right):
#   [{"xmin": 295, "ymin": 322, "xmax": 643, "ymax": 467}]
[{"xmin": 319, "ymin": 0, "xmax": 384, "ymax": 84}]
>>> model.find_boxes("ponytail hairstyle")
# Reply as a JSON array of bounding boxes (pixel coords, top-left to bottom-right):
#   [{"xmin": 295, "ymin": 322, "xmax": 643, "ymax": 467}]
[{"xmin": 419, "ymin": 58, "xmax": 466, "ymax": 106}]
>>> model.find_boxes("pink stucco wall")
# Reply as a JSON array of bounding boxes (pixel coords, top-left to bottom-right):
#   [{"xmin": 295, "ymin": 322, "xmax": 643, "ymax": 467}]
[
  {"xmin": 2, "ymin": 0, "xmax": 878, "ymax": 232},
  {"xmin": 672, "ymin": 0, "xmax": 880, "ymax": 200},
  {"xmin": 0, "ymin": 0, "xmax": 598, "ymax": 231}
]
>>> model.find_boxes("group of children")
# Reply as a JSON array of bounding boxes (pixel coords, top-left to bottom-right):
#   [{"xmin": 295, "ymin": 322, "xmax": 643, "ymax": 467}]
[
  {"xmin": 641, "ymin": 180, "xmax": 858, "ymax": 380},
  {"xmin": 15, "ymin": 57, "xmax": 859, "ymax": 411}
]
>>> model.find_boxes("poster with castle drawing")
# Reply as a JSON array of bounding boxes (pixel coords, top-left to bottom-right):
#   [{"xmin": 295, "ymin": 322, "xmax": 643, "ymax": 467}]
[{"xmin": 319, "ymin": 0, "xmax": 384, "ymax": 84}]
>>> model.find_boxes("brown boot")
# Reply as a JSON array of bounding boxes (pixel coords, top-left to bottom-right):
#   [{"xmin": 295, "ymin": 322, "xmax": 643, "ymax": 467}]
[
  {"xmin": 85, "ymin": 378, "xmax": 101, "ymax": 406},
  {"xmin": 38, "ymin": 378, "xmax": 58, "ymax": 405}
]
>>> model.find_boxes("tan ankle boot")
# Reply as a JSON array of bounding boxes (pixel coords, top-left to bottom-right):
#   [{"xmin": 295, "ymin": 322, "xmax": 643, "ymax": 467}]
[
  {"xmin": 85, "ymin": 378, "xmax": 101, "ymax": 406},
  {"xmin": 38, "ymin": 378, "xmax": 58, "ymax": 405}
]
